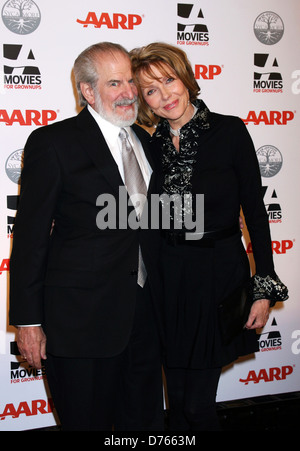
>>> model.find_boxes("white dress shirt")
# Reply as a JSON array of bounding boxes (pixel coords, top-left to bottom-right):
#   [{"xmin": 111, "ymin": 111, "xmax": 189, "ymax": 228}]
[{"xmin": 88, "ymin": 105, "xmax": 152, "ymax": 187}]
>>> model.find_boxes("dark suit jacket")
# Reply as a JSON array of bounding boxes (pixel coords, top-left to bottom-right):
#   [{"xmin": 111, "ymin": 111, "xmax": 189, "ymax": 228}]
[{"xmin": 9, "ymin": 107, "xmax": 163, "ymax": 358}]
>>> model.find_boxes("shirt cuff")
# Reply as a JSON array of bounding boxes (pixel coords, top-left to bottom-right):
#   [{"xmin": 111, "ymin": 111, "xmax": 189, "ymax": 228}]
[{"xmin": 252, "ymin": 273, "xmax": 289, "ymax": 307}]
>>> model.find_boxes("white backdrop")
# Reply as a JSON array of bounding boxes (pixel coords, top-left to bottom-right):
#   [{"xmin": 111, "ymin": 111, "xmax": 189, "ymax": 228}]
[{"xmin": 0, "ymin": 0, "xmax": 299, "ymax": 430}]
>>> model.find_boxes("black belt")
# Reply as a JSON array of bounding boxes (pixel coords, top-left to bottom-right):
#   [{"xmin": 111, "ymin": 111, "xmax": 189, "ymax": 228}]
[{"xmin": 161, "ymin": 225, "xmax": 240, "ymax": 247}]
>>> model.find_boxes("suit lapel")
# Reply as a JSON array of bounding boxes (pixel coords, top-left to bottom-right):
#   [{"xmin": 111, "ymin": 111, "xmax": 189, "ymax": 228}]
[
  {"xmin": 76, "ymin": 108, "xmax": 156, "ymax": 199},
  {"xmin": 76, "ymin": 107, "xmax": 124, "ymax": 195}
]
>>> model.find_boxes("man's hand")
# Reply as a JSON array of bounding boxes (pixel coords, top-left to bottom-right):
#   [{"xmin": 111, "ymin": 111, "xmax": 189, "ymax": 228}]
[
  {"xmin": 17, "ymin": 326, "xmax": 47, "ymax": 369},
  {"xmin": 245, "ymin": 299, "xmax": 270, "ymax": 330}
]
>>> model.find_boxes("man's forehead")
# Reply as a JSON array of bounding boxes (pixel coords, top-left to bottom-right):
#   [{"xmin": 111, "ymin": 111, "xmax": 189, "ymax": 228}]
[{"xmin": 95, "ymin": 51, "xmax": 132, "ymax": 77}]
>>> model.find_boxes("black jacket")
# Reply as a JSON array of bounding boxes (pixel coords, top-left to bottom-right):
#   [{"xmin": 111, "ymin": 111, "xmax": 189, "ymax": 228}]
[{"xmin": 9, "ymin": 107, "xmax": 163, "ymax": 358}]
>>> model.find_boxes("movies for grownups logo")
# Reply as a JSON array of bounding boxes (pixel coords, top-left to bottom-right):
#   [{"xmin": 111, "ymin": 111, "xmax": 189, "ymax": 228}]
[
  {"xmin": 257, "ymin": 318, "xmax": 282, "ymax": 353},
  {"xmin": 177, "ymin": 3, "xmax": 209, "ymax": 46},
  {"xmin": 262, "ymin": 186, "xmax": 282, "ymax": 224},
  {"xmin": 3, "ymin": 44, "xmax": 42, "ymax": 91},
  {"xmin": 10, "ymin": 341, "xmax": 46, "ymax": 385},
  {"xmin": 253, "ymin": 54, "xmax": 283, "ymax": 94},
  {"xmin": 1, "ymin": 0, "xmax": 41, "ymax": 35}
]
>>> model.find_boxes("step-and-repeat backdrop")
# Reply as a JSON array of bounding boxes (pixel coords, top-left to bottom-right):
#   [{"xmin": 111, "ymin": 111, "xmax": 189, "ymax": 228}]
[{"xmin": 0, "ymin": 0, "xmax": 299, "ymax": 430}]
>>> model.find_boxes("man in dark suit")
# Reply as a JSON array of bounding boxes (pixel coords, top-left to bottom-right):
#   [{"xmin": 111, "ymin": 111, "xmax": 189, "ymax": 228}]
[{"xmin": 9, "ymin": 42, "xmax": 164, "ymax": 431}]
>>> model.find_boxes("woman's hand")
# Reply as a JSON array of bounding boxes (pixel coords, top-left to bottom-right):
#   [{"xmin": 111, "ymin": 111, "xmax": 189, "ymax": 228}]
[{"xmin": 245, "ymin": 299, "xmax": 270, "ymax": 330}]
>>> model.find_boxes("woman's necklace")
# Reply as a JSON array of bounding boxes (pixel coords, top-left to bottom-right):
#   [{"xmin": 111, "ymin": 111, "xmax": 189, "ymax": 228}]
[
  {"xmin": 169, "ymin": 126, "xmax": 181, "ymax": 137},
  {"xmin": 169, "ymin": 104, "xmax": 198, "ymax": 137}
]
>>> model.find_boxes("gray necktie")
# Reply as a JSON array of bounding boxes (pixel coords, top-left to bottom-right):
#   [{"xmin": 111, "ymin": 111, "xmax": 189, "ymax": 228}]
[{"xmin": 119, "ymin": 128, "xmax": 147, "ymax": 287}]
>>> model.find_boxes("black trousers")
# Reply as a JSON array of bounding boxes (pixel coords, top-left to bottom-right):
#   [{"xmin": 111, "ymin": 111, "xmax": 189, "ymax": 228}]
[
  {"xmin": 164, "ymin": 366, "xmax": 222, "ymax": 431},
  {"xmin": 44, "ymin": 282, "xmax": 164, "ymax": 431}
]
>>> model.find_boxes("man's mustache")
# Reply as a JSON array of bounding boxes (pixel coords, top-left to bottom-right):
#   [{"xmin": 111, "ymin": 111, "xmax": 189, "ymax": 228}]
[{"xmin": 114, "ymin": 97, "xmax": 137, "ymax": 107}]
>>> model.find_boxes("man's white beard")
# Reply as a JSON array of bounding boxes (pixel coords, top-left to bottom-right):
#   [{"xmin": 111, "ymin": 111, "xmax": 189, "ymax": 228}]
[{"xmin": 94, "ymin": 90, "xmax": 138, "ymax": 127}]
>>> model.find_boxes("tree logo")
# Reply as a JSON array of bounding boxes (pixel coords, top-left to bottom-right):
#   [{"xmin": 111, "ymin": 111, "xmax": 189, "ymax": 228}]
[
  {"xmin": 256, "ymin": 145, "xmax": 283, "ymax": 178},
  {"xmin": 2, "ymin": 0, "xmax": 41, "ymax": 35},
  {"xmin": 5, "ymin": 149, "xmax": 23, "ymax": 184},
  {"xmin": 253, "ymin": 11, "xmax": 284, "ymax": 45}
]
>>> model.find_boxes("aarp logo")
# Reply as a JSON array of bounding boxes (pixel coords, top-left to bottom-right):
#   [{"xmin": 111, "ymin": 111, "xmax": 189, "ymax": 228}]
[
  {"xmin": 77, "ymin": 12, "xmax": 143, "ymax": 30},
  {"xmin": 195, "ymin": 65, "xmax": 223, "ymax": 80}
]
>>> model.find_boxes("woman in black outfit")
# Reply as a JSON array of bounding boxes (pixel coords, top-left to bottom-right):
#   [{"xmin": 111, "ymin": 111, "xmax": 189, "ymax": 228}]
[{"xmin": 130, "ymin": 42, "xmax": 288, "ymax": 430}]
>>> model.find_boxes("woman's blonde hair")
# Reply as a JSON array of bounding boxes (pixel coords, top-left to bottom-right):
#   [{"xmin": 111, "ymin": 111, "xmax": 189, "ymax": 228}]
[{"xmin": 130, "ymin": 42, "xmax": 200, "ymax": 127}]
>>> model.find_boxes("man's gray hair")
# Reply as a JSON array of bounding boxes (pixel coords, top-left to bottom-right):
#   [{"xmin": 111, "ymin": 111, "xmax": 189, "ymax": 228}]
[{"xmin": 73, "ymin": 42, "xmax": 130, "ymax": 107}]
